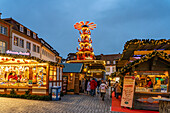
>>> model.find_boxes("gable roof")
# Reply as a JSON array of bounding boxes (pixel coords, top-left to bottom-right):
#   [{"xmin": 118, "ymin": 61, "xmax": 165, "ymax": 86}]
[
  {"xmin": 111, "ymin": 51, "xmax": 170, "ymax": 77},
  {"xmin": 61, "ymin": 63, "xmax": 83, "ymax": 73}
]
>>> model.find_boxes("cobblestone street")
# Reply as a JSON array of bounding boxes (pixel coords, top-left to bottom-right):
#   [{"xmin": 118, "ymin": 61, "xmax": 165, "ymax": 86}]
[{"xmin": 0, "ymin": 93, "xmax": 120, "ymax": 113}]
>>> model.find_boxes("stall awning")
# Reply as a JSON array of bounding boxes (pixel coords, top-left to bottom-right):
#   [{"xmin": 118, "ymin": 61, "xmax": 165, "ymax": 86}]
[{"xmin": 61, "ymin": 63, "xmax": 83, "ymax": 73}]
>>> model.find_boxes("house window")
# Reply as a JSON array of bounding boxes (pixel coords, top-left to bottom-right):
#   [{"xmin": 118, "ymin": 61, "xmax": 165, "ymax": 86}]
[
  {"xmin": 37, "ymin": 46, "xmax": 40, "ymax": 53},
  {"xmin": 27, "ymin": 29, "xmax": 30, "ymax": 36},
  {"xmin": 26, "ymin": 42, "xmax": 31, "ymax": 50},
  {"xmin": 106, "ymin": 67, "xmax": 110, "ymax": 72},
  {"xmin": 20, "ymin": 25, "xmax": 24, "ymax": 32},
  {"xmin": 0, "ymin": 41, "xmax": 6, "ymax": 53},
  {"xmin": 33, "ymin": 44, "xmax": 36, "ymax": 52},
  {"xmin": 0, "ymin": 26, "xmax": 7, "ymax": 35},
  {"xmin": 107, "ymin": 61, "xmax": 110, "ymax": 64},
  {"xmin": 113, "ymin": 66, "xmax": 116, "ymax": 72},
  {"xmin": 14, "ymin": 36, "xmax": 19, "ymax": 46},
  {"xmin": 113, "ymin": 60, "xmax": 116, "ymax": 64},
  {"xmin": 33, "ymin": 33, "xmax": 36, "ymax": 39},
  {"xmin": 20, "ymin": 39, "xmax": 24, "ymax": 48}
]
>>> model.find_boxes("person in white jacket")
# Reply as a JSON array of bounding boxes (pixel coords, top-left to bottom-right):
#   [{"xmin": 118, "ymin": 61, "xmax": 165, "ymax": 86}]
[
  {"xmin": 86, "ymin": 80, "xmax": 91, "ymax": 95},
  {"xmin": 100, "ymin": 81, "xmax": 108, "ymax": 101}
]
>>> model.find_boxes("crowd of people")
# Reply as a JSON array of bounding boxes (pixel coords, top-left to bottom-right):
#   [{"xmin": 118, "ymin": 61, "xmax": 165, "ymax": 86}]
[
  {"xmin": 80, "ymin": 77, "xmax": 122, "ymax": 101},
  {"xmin": 80, "ymin": 77, "xmax": 109, "ymax": 101}
]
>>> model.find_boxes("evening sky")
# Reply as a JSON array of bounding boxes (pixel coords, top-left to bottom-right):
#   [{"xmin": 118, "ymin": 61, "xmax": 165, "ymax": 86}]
[{"xmin": 0, "ymin": 0, "xmax": 170, "ymax": 58}]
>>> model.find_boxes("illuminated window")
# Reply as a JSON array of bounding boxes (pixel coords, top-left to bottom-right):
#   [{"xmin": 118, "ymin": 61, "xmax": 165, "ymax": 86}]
[
  {"xmin": 0, "ymin": 26, "xmax": 7, "ymax": 35},
  {"xmin": 113, "ymin": 66, "xmax": 116, "ymax": 72},
  {"xmin": 20, "ymin": 39, "xmax": 24, "ymax": 48},
  {"xmin": 106, "ymin": 67, "xmax": 110, "ymax": 72},
  {"xmin": 107, "ymin": 61, "xmax": 110, "ymax": 64},
  {"xmin": 0, "ymin": 41, "xmax": 6, "ymax": 53},
  {"xmin": 27, "ymin": 29, "xmax": 30, "ymax": 36},
  {"xmin": 20, "ymin": 25, "xmax": 24, "ymax": 32},
  {"xmin": 14, "ymin": 36, "xmax": 19, "ymax": 46},
  {"xmin": 113, "ymin": 60, "xmax": 116, "ymax": 64},
  {"xmin": 33, "ymin": 44, "xmax": 36, "ymax": 52},
  {"xmin": 26, "ymin": 42, "xmax": 31, "ymax": 50}
]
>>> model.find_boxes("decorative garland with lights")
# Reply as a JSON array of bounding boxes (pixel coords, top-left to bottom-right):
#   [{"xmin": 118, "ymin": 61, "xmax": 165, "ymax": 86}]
[
  {"xmin": 111, "ymin": 51, "xmax": 169, "ymax": 78},
  {"xmin": 121, "ymin": 39, "xmax": 170, "ymax": 60},
  {"xmin": 0, "ymin": 53, "xmax": 62, "ymax": 66}
]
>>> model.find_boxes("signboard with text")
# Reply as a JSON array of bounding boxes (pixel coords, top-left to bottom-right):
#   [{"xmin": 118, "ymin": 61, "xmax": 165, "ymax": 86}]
[
  {"xmin": 121, "ymin": 76, "xmax": 135, "ymax": 108},
  {"xmin": 6, "ymin": 50, "xmax": 30, "ymax": 56}
]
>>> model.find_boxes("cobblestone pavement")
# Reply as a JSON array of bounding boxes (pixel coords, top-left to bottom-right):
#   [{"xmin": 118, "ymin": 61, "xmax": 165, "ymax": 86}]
[{"xmin": 0, "ymin": 92, "xmax": 122, "ymax": 113}]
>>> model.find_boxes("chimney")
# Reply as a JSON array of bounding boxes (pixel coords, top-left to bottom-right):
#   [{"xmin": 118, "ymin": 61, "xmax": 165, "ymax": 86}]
[{"xmin": 0, "ymin": 13, "xmax": 2, "ymax": 19}]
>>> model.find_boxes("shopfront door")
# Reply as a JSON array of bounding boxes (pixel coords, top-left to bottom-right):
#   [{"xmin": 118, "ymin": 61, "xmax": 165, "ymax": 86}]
[{"xmin": 74, "ymin": 74, "xmax": 79, "ymax": 94}]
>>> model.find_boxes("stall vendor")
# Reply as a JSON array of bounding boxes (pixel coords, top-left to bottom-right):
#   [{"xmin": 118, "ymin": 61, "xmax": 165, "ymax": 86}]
[{"xmin": 145, "ymin": 77, "xmax": 152, "ymax": 88}]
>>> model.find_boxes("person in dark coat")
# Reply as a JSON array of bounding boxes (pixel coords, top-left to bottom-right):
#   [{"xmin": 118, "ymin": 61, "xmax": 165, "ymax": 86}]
[
  {"xmin": 97, "ymin": 80, "xmax": 101, "ymax": 94},
  {"xmin": 90, "ymin": 78, "xmax": 97, "ymax": 96}
]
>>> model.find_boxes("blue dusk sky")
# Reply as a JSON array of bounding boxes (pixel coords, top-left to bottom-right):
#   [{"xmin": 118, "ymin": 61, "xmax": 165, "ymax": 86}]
[{"xmin": 0, "ymin": 0, "xmax": 170, "ymax": 58}]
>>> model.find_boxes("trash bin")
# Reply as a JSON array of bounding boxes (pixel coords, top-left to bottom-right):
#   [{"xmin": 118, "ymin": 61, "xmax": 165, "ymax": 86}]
[{"xmin": 51, "ymin": 86, "xmax": 61, "ymax": 101}]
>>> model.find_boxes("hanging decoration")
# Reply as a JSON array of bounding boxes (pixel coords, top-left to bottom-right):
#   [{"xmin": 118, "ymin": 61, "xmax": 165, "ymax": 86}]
[
  {"xmin": 111, "ymin": 51, "xmax": 170, "ymax": 78},
  {"xmin": 74, "ymin": 21, "xmax": 96, "ymax": 60},
  {"xmin": 121, "ymin": 39, "xmax": 170, "ymax": 60},
  {"xmin": 0, "ymin": 53, "xmax": 61, "ymax": 66}
]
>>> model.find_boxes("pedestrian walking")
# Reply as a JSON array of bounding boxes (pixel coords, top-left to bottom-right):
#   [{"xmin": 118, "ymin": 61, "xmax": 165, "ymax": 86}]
[
  {"xmin": 87, "ymin": 80, "xmax": 91, "ymax": 95},
  {"xmin": 81, "ymin": 78, "xmax": 85, "ymax": 93},
  {"xmin": 90, "ymin": 78, "xmax": 97, "ymax": 96},
  {"xmin": 97, "ymin": 80, "xmax": 101, "ymax": 94},
  {"xmin": 99, "ymin": 81, "xmax": 108, "ymax": 101},
  {"xmin": 114, "ymin": 81, "xmax": 122, "ymax": 99},
  {"xmin": 94, "ymin": 78, "xmax": 97, "ymax": 95}
]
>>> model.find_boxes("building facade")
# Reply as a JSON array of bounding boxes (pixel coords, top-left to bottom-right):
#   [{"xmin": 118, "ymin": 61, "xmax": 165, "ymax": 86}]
[
  {"xmin": 0, "ymin": 13, "xmax": 12, "ymax": 53},
  {"xmin": 96, "ymin": 54, "xmax": 121, "ymax": 77},
  {"xmin": 1, "ymin": 16, "xmax": 61, "ymax": 63}
]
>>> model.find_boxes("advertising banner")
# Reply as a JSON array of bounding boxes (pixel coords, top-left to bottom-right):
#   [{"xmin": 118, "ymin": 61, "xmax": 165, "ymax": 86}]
[{"xmin": 121, "ymin": 76, "xmax": 135, "ymax": 108}]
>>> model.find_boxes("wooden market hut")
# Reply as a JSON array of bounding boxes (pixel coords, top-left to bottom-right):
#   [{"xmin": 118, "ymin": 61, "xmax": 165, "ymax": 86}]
[
  {"xmin": 115, "ymin": 51, "xmax": 170, "ymax": 111},
  {"xmin": 111, "ymin": 39, "xmax": 170, "ymax": 111},
  {"xmin": 0, "ymin": 53, "xmax": 63, "ymax": 95},
  {"xmin": 61, "ymin": 63, "xmax": 83, "ymax": 94}
]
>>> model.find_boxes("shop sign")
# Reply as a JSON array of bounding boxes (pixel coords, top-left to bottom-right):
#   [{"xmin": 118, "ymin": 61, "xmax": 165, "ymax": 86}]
[
  {"xmin": 6, "ymin": 50, "xmax": 30, "ymax": 56},
  {"xmin": 121, "ymin": 76, "xmax": 135, "ymax": 108},
  {"xmin": 137, "ymin": 71, "xmax": 165, "ymax": 75},
  {"xmin": 89, "ymin": 70, "xmax": 103, "ymax": 73}
]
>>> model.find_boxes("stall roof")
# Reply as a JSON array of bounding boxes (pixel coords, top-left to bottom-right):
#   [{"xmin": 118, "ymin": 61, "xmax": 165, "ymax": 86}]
[
  {"xmin": 117, "ymin": 39, "xmax": 170, "ymax": 68},
  {"xmin": 0, "ymin": 53, "xmax": 62, "ymax": 66},
  {"xmin": 111, "ymin": 51, "xmax": 170, "ymax": 77},
  {"xmin": 61, "ymin": 63, "xmax": 83, "ymax": 73},
  {"xmin": 121, "ymin": 39, "xmax": 170, "ymax": 60}
]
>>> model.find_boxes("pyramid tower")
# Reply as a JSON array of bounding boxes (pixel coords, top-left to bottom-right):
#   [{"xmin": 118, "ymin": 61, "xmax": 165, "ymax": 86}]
[{"xmin": 74, "ymin": 21, "xmax": 96, "ymax": 60}]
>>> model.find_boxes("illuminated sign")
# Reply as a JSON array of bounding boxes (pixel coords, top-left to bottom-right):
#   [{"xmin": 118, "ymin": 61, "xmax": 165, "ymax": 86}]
[{"xmin": 6, "ymin": 50, "xmax": 30, "ymax": 56}]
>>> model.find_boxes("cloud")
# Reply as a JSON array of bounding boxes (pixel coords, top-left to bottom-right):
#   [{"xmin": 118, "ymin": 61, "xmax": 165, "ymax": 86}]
[{"xmin": 0, "ymin": 0, "xmax": 170, "ymax": 58}]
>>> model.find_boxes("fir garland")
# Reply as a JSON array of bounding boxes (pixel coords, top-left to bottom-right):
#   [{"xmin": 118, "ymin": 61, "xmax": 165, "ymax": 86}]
[
  {"xmin": 121, "ymin": 39, "xmax": 170, "ymax": 60},
  {"xmin": 0, "ymin": 53, "xmax": 62, "ymax": 67},
  {"xmin": 110, "ymin": 50, "xmax": 169, "ymax": 78}
]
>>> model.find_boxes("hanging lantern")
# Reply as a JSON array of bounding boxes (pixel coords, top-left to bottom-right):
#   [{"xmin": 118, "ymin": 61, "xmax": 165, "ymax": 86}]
[
  {"xmin": 6, "ymin": 58, "xmax": 9, "ymax": 61},
  {"xmin": 12, "ymin": 59, "xmax": 15, "ymax": 61},
  {"xmin": 25, "ymin": 61, "xmax": 28, "ymax": 63},
  {"xmin": 1, "ymin": 58, "xmax": 4, "ymax": 61},
  {"xmin": 17, "ymin": 60, "xmax": 20, "ymax": 63}
]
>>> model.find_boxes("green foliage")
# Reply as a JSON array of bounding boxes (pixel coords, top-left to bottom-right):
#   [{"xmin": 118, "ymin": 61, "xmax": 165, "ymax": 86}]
[
  {"xmin": 25, "ymin": 89, "xmax": 30, "ymax": 95},
  {"xmin": 10, "ymin": 89, "xmax": 16, "ymax": 95}
]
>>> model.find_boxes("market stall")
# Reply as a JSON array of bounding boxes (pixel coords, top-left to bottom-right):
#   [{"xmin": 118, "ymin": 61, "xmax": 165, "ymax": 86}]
[
  {"xmin": 115, "ymin": 51, "xmax": 170, "ymax": 111},
  {"xmin": 0, "ymin": 53, "xmax": 63, "ymax": 95}
]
